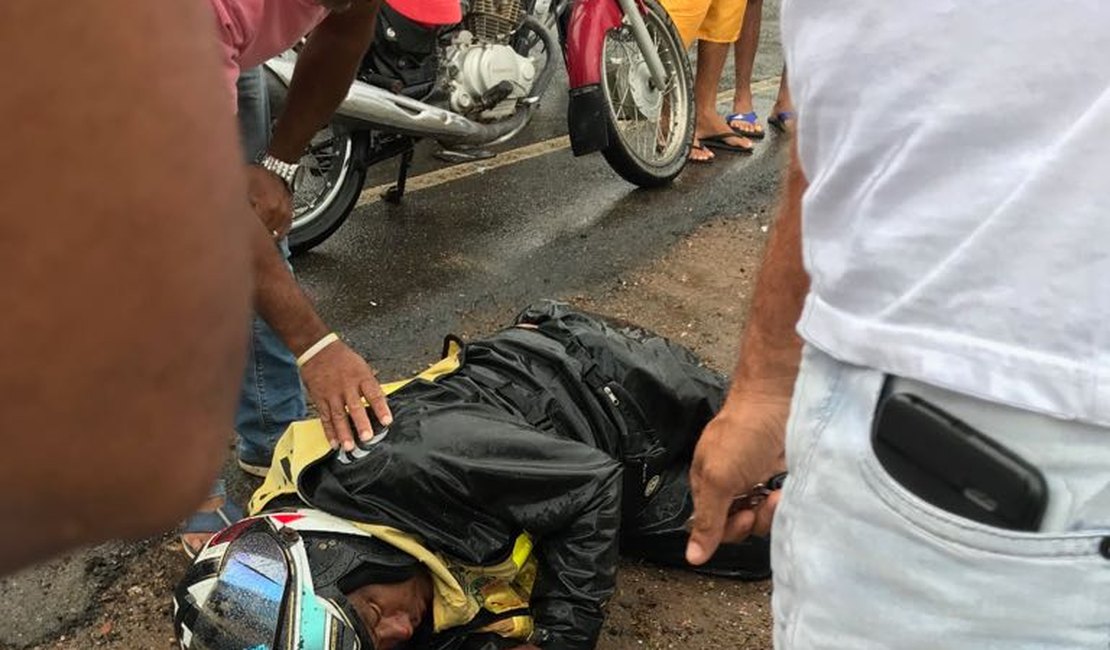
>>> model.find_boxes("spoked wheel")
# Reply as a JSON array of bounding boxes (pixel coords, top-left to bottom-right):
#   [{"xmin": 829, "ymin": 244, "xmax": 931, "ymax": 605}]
[
  {"xmin": 287, "ymin": 125, "xmax": 367, "ymax": 255},
  {"xmin": 599, "ymin": 0, "xmax": 693, "ymax": 188}
]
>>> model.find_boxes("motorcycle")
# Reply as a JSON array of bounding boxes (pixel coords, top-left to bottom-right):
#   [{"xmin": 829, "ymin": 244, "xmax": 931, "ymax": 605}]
[{"xmin": 267, "ymin": 0, "xmax": 694, "ymax": 254}]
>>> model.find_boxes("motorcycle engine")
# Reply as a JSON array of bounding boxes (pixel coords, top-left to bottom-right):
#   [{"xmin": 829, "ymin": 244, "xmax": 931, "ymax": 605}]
[{"xmin": 444, "ymin": 0, "xmax": 537, "ymax": 121}]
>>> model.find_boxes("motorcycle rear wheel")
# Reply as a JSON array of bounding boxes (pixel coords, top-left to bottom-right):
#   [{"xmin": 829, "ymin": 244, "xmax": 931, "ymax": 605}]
[
  {"xmin": 288, "ymin": 126, "xmax": 367, "ymax": 255},
  {"xmin": 599, "ymin": 0, "xmax": 693, "ymax": 188}
]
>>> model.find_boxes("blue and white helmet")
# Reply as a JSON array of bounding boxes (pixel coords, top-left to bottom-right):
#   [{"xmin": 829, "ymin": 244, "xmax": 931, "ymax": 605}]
[{"xmin": 173, "ymin": 509, "xmax": 421, "ymax": 650}]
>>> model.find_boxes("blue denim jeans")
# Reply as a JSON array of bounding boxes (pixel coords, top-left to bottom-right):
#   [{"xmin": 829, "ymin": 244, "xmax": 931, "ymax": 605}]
[
  {"xmin": 235, "ymin": 67, "xmax": 307, "ymax": 465},
  {"xmin": 771, "ymin": 345, "xmax": 1110, "ymax": 648}
]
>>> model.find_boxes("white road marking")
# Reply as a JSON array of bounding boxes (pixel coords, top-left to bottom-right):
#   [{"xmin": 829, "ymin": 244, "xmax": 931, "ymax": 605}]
[{"xmin": 354, "ymin": 77, "xmax": 782, "ymax": 207}]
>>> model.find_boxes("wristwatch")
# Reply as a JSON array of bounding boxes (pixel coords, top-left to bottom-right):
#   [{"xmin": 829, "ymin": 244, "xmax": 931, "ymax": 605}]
[{"xmin": 257, "ymin": 153, "xmax": 302, "ymax": 192}]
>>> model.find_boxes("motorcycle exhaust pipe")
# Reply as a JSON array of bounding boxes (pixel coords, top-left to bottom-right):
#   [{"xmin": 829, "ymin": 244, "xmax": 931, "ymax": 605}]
[{"xmin": 264, "ymin": 20, "xmax": 556, "ymax": 150}]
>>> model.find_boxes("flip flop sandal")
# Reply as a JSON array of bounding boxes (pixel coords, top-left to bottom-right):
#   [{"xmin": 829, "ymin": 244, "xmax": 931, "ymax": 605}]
[
  {"xmin": 700, "ymin": 133, "xmax": 755, "ymax": 154},
  {"xmin": 726, "ymin": 112, "xmax": 765, "ymax": 140},
  {"xmin": 180, "ymin": 482, "xmax": 245, "ymax": 560},
  {"xmin": 768, "ymin": 111, "xmax": 796, "ymax": 133},
  {"xmin": 688, "ymin": 142, "xmax": 715, "ymax": 164}
]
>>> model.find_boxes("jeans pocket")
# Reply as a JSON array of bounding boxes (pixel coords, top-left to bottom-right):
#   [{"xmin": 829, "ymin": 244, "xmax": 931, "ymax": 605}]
[
  {"xmin": 859, "ymin": 438, "xmax": 1109, "ymax": 556},
  {"xmin": 857, "ymin": 438, "xmax": 1110, "ymax": 646}
]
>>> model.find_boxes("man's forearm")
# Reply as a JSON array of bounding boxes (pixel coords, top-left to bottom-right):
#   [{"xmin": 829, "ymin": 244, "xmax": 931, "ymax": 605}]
[
  {"xmin": 685, "ymin": 146, "xmax": 809, "ymax": 556},
  {"xmin": 267, "ymin": 2, "xmax": 379, "ymax": 162},
  {"xmin": 727, "ymin": 143, "xmax": 809, "ymax": 406},
  {"xmin": 250, "ymin": 221, "xmax": 329, "ymax": 356}
]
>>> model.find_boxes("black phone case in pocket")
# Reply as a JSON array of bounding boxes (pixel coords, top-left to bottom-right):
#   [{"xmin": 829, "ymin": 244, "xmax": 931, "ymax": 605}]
[{"xmin": 872, "ymin": 391, "xmax": 1047, "ymax": 531}]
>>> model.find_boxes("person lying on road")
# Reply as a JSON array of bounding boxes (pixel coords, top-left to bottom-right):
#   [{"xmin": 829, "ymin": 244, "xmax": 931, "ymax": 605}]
[{"xmin": 174, "ymin": 302, "xmax": 772, "ymax": 650}]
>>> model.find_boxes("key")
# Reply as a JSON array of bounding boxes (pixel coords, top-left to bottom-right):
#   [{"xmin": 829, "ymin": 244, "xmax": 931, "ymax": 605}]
[{"xmin": 684, "ymin": 472, "xmax": 787, "ymax": 532}]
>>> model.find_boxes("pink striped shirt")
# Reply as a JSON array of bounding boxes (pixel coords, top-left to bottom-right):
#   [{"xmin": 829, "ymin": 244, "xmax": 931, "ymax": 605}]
[{"xmin": 207, "ymin": 0, "xmax": 328, "ymax": 108}]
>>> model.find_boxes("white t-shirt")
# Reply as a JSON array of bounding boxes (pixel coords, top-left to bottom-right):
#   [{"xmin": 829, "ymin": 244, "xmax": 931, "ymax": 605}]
[{"xmin": 782, "ymin": 1, "xmax": 1110, "ymax": 424}]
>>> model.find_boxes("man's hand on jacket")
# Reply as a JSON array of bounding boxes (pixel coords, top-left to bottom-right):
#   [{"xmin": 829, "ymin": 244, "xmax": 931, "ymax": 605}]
[
  {"xmin": 299, "ymin": 339, "xmax": 393, "ymax": 451},
  {"xmin": 246, "ymin": 164, "xmax": 293, "ymax": 239}
]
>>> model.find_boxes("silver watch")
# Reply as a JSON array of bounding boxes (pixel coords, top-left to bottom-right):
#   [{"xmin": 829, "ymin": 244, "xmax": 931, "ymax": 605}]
[{"xmin": 257, "ymin": 154, "xmax": 301, "ymax": 191}]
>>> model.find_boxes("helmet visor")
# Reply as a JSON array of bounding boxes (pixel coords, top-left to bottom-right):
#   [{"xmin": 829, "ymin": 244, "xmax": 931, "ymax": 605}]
[{"xmin": 190, "ymin": 528, "xmax": 290, "ymax": 649}]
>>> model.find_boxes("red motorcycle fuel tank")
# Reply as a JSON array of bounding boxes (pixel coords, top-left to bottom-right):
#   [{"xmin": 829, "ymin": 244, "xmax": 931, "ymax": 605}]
[{"xmin": 386, "ymin": 0, "xmax": 461, "ymax": 26}]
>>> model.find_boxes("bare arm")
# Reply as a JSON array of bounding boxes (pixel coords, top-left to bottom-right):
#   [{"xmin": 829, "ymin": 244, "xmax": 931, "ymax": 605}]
[
  {"xmin": 247, "ymin": 1, "xmax": 380, "ymax": 236},
  {"xmin": 269, "ymin": 1, "xmax": 380, "ymax": 162},
  {"xmin": 687, "ymin": 142, "xmax": 809, "ymax": 564},
  {"xmin": 246, "ymin": 1, "xmax": 391, "ymax": 450},
  {"xmin": 0, "ymin": 1, "xmax": 252, "ymax": 573},
  {"xmin": 251, "ymin": 229, "xmax": 329, "ymax": 354},
  {"xmin": 724, "ymin": 142, "xmax": 809, "ymax": 416}
]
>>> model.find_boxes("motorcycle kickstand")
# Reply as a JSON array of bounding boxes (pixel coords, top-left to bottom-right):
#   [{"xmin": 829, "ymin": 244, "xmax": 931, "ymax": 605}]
[{"xmin": 382, "ymin": 144, "xmax": 415, "ymax": 204}]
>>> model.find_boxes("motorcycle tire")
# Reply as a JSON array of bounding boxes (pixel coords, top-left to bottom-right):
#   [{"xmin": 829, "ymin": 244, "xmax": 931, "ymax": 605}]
[
  {"xmin": 598, "ymin": 0, "xmax": 693, "ymax": 188},
  {"xmin": 288, "ymin": 130, "xmax": 368, "ymax": 256}
]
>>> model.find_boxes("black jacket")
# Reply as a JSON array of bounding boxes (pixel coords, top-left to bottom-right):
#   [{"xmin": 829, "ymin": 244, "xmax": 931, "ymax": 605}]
[{"xmin": 269, "ymin": 302, "xmax": 762, "ymax": 649}]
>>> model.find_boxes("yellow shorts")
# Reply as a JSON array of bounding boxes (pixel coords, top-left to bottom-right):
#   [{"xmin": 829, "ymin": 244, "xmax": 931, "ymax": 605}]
[{"xmin": 661, "ymin": 0, "xmax": 746, "ymax": 48}]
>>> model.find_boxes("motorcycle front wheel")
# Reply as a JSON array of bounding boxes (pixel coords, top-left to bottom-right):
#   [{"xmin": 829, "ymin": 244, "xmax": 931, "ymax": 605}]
[
  {"xmin": 599, "ymin": 0, "xmax": 693, "ymax": 188},
  {"xmin": 288, "ymin": 125, "xmax": 367, "ymax": 255}
]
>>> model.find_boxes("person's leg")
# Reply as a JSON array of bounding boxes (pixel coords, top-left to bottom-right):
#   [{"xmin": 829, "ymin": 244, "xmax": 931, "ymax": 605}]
[
  {"xmin": 657, "ymin": 0, "xmax": 716, "ymax": 162},
  {"xmin": 234, "ymin": 67, "xmax": 307, "ymax": 473},
  {"xmin": 775, "ymin": 68, "xmax": 792, "ymax": 115},
  {"xmin": 694, "ymin": 41, "xmax": 753, "ymax": 152},
  {"xmin": 768, "ymin": 66, "xmax": 796, "ymax": 133},
  {"xmin": 179, "ymin": 480, "xmax": 243, "ymax": 558},
  {"xmin": 237, "ymin": 66, "xmax": 270, "ymax": 161},
  {"xmin": 728, "ymin": 0, "xmax": 763, "ymax": 137},
  {"xmin": 693, "ymin": 0, "xmax": 752, "ymax": 153},
  {"xmin": 772, "ymin": 345, "xmax": 1110, "ymax": 648}
]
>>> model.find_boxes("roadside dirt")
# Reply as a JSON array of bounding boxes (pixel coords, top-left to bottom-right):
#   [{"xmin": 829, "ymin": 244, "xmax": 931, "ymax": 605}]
[
  {"xmin": 577, "ymin": 214, "xmax": 773, "ymax": 650},
  {"xmin": 17, "ymin": 211, "xmax": 774, "ymax": 650}
]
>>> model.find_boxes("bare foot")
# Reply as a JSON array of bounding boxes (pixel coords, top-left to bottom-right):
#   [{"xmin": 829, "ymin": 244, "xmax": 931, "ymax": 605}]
[
  {"xmin": 768, "ymin": 103, "xmax": 796, "ymax": 133},
  {"xmin": 689, "ymin": 140, "xmax": 715, "ymax": 162},
  {"xmin": 696, "ymin": 112, "xmax": 754, "ymax": 151},
  {"xmin": 181, "ymin": 494, "xmax": 226, "ymax": 556},
  {"xmin": 728, "ymin": 94, "xmax": 763, "ymax": 137},
  {"xmin": 728, "ymin": 111, "xmax": 763, "ymax": 138}
]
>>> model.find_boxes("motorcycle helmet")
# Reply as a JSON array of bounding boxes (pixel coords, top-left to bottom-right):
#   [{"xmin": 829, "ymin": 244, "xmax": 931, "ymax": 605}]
[{"xmin": 173, "ymin": 509, "xmax": 423, "ymax": 650}]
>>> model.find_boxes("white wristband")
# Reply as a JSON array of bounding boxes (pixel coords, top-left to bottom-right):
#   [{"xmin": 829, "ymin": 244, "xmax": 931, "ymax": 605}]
[{"xmin": 297, "ymin": 332, "xmax": 340, "ymax": 368}]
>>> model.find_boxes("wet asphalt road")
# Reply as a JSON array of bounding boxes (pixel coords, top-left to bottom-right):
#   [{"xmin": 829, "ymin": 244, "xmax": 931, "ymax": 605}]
[
  {"xmin": 297, "ymin": 127, "xmax": 787, "ymax": 378},
  {"xmin": 0, "ymin": 6, "xmax": 786, "ymax": 649},
  {"xmin": 295, "ymin": 21, "xmax": 787, "ymax": 377}
]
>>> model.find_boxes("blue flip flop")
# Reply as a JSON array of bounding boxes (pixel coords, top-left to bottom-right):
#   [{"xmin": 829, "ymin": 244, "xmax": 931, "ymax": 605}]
[
  {"xmin": 726, "ymin": 112, "xmax": 765, "ymax": 140},
  {"xmin": 180, "ymin": 480, "xmax": 245, "ymax": 560},
  {"xmin": 768, "ymin": 111, "xmax": 796, "ymax": 133}
]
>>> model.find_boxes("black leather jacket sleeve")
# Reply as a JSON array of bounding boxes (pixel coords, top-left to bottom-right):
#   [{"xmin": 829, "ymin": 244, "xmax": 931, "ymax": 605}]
[
  {"xmin": 420, "ymin": 410, "xmax": 623, "ymax": 650},
  {"xmin": 493, "ymin": 437, "xmax": 622, "ymax": 649}
]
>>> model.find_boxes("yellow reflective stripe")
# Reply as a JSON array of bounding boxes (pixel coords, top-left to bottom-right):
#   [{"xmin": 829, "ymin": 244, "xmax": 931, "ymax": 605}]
[
  {"xmin": 381, "ymin": 341, "xmax": 463, "ymax": 396},
  {"xmin": 511, "ymin": 534, "xmax": 534, "ymax": 568},
  {"xmin": 478, "ymin": 614, "xmax": 534, "ymax": 640}
]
